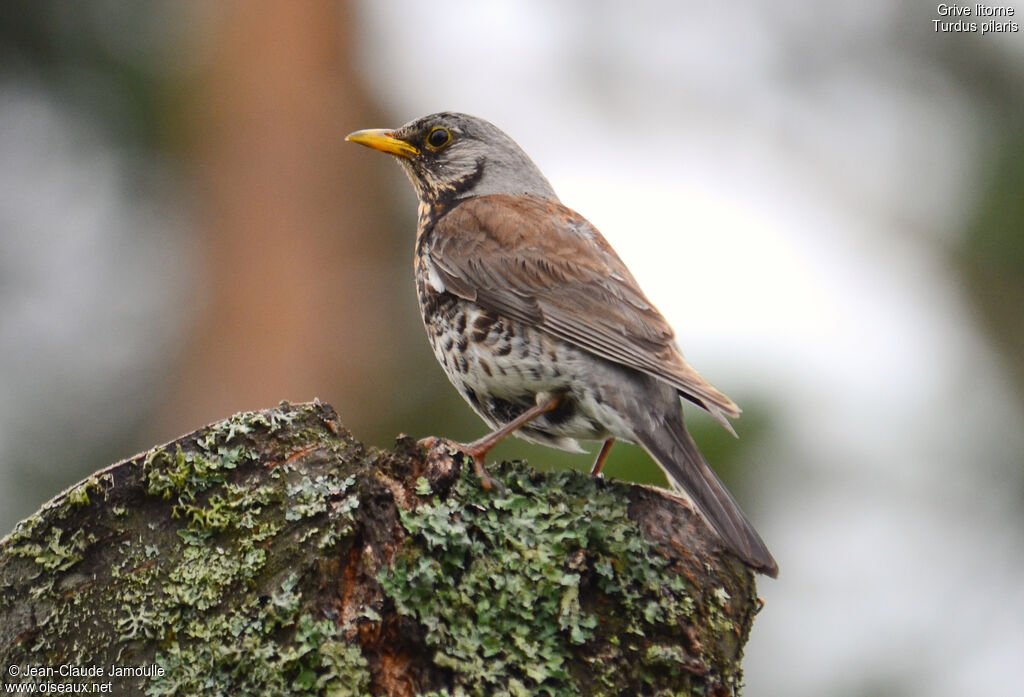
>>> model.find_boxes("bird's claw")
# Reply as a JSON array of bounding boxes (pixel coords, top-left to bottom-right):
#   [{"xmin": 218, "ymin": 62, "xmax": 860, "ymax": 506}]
[
  {"xmin": 417, "ymin": 435, "xmax": 439, "ymax": 450},
  {"xmin": 476, "ymin": 465, "xmax": 507, "ymax": 496},
  {"xmin": 417, "ymin": 436, "xmax": 505, "ymax": 495}
]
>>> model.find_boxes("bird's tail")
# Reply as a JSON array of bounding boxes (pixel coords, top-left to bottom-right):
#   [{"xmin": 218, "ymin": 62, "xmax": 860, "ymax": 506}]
[{"xmin": 635, "ymin": 419, "xmax": 778, "ymax": 577}]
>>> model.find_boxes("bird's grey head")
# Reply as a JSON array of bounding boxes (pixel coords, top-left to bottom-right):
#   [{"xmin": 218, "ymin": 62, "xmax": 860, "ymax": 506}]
[{"xmin": 346, "ymin": 112, "xmax": 558, "ymax": 206}]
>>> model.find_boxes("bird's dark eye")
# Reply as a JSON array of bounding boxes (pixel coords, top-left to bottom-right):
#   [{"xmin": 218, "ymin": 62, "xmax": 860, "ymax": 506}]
[{"xmin": 426, "ymin": 127, "xmax": 452, "ymax": 150}]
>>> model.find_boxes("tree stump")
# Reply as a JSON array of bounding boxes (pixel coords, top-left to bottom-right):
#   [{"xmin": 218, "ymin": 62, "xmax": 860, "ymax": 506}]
[{"xmin": 0, "ymin": 401, "xmax": 764, "ymax": 696}]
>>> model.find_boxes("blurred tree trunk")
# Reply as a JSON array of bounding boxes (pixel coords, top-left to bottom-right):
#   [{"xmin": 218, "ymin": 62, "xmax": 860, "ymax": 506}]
[
  {"xmin": 161, "ymin": 0, "xmax": 415, "ymax": 443},
  {"xmin": 0, "ymin": 402, "xmax": 764, "ymax": 697}
]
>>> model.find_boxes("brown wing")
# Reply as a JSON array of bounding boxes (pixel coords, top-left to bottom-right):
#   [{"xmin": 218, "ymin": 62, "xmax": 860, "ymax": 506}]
[{"xmin": 426, "ymin": 194, "xmax": 740, "ymax": 427}]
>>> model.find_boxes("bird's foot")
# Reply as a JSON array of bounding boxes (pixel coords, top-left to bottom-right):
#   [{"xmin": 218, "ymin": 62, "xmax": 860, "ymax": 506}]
[
  {"xmin": 416, "ymin": 397, "xmax": 562, "ymax": 495},
  {"xmin": 417, "ymin": 435, "xmax": 440, "ymax": 450},
  {"xmin": 417, "ymin": 436, "xmax": 505, "ymax": 494}
]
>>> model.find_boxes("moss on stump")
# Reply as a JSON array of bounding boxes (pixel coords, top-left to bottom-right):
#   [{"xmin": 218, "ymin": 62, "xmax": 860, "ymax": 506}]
[{"xmin": 0, "ymin": 401, "xmax": 763, "ymax": 697}]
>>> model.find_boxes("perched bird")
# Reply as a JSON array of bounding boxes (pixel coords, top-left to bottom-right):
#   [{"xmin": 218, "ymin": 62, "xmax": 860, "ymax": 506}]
[{"xmin": 347, "ymin": 113, "xmax": 777, "ymax": 577}]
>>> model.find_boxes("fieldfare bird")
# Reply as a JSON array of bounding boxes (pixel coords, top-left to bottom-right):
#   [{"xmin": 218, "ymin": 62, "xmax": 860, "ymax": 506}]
[{"xmin": 347, "ymin": 113, "xmax": 777, "ymax": 577}]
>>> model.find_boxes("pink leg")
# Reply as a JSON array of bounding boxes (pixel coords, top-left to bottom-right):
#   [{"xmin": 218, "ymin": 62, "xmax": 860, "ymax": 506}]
[
  {"xmin": 419, "ymin": 394, "xmax": 563, "ymax": 490},
  {"xmin": 590, "ymin": 438, "xmax": 615, "ymax": 477}
]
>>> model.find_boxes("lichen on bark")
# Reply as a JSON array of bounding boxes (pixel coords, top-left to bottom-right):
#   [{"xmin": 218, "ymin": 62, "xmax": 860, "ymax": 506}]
[{"xmin": 0, "ymin": 401, "xmax": 763, "ymax": 697}]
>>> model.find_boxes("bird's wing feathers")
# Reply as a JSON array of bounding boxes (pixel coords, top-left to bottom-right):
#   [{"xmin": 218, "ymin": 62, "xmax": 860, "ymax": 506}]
[{"xmin": 428, "ymin": 194, "xmax": 740, "ymax": 426}]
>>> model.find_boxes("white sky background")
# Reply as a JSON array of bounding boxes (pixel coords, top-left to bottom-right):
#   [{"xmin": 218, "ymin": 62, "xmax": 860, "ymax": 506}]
[{"xmin": 354, "ymin": 1, "xmax": 1024, "ymax": 695}]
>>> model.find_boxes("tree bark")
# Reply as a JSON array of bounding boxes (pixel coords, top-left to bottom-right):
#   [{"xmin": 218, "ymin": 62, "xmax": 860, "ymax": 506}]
[{"xmin": 0, "ymin": 401, "xmax": 764, "ymax": 697}]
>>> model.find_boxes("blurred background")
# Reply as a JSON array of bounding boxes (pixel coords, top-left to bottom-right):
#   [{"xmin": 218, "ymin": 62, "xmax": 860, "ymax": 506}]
[{"xmin": 1, "ymin": 1, "xmax": 1022, "ymax": 694}]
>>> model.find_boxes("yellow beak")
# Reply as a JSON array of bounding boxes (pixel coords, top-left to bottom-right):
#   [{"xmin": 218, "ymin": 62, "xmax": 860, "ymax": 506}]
[{"xmin": 345, "ymin": 128, "xmax": 420, "ymax": 159}]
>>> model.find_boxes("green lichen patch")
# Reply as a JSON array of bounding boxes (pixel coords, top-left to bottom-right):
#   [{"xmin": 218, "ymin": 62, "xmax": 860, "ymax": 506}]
[
  {"xmin": 2, "ymin": 472, "xmax": 116, "ymax": 573},
  {"xmin": 128, "ymin": 405, "xmax": 370, "ymax": 695},
  {"xmin": 2, "ymin": 403, "xmax": 759, "ymax": 696},
  {"xmin": 65, "ymin": 472, "xmax": 115, "ymax": 508},
  {"xmin": 286, "ymin": 474, "xmax": 358, "ymax": 522},
  {"xmin": 0, "ymin": 402, "xmax": 373, "ymax": 697},
  {"xmin": 143, "ymin": 444, "xmax": 250, "ymax": 505},
  {"xmin": 147, "ymin": 575, "xmax": 371, "ymax": 697},
  {"xmin": 203, "ymin": 407, "xmax": 299, "ymax": 444},
  {"xmin": 382, "ymin": 462, "xmax": 708, "ymax": 697},
  {"xmin": 8, "ymin": 526, "xmax": 94, "ymax": 572}
]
